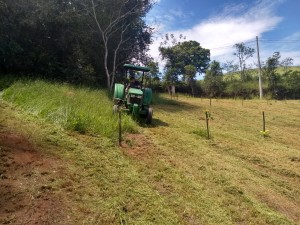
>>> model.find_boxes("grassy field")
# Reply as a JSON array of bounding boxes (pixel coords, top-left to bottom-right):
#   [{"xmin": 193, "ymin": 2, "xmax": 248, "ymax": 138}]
[
  {"xmin": 0, "ymin": 80, "xmax": 299, "ymax": 224},
  {"xmin": 2, "ymin": 80, "xmax": 138, "ymax": 137},
  {"xmin": 143, "ymin": 96, "xmax": 300, "ymax": 224}
]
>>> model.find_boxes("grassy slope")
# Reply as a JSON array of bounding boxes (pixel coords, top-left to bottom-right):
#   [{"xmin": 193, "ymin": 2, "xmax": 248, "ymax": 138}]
[
  {"xmin": 276, "ymin": 66, "xmax": 300, "ymax": 73},
  {"xmin": 0, "ymin": 83, "xmax": 181, "ymax": 224},
  {"xmin": 143, "ymin": 97, "xmax": 300, "ymax": 224},
  {"xmin": 2, "ymin": 80, "xmax": 137, "ymax": 137},
  {"xmin": 1, "ymin": 80, "xmax": 299, "ymax": 224}
]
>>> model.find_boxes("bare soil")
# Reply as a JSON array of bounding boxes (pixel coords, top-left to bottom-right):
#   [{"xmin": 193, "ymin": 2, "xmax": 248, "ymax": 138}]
[
  {"xmin": 0, "ymin": 130, "xmax": 72, "ymax": 225},
  {"xmin": 121, "ymin": 133, "xmax": 155, "ymax": 160}
]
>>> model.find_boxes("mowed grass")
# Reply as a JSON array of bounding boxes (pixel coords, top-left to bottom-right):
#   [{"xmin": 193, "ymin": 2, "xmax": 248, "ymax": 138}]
[
  {"xmin": 139, "ymin": 95, "xmax": 300, "ymax": 224},
  {"xmin": 1, "ymin": 80, "xmax": 299, "ymax": 224},
  {"xmin": 0, "ymin": 99, "xmax": 181, "ymax": 224}
]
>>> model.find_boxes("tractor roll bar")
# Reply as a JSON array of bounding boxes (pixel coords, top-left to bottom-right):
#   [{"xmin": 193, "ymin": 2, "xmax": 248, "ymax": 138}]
[{"xmin": 123, "ymin": 64, "xmax": 150, "ymax": 72}]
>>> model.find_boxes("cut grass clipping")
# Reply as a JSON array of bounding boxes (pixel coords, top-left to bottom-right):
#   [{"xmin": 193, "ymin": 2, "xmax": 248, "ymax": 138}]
[{"xmin": 2, "ymin": 79, "xmax": 138, "ymax": 139}]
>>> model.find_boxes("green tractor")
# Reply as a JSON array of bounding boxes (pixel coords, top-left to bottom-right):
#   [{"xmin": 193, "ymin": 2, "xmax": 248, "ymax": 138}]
[{"xmin": 113, "ymin": 64, "xmax": 153, "ymax": 124}]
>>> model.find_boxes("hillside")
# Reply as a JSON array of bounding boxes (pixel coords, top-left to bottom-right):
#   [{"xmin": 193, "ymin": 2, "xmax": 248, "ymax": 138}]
[
  {"xmin": 0, "ymin": 80, "xmax": 300, "ymax": 224},
  {"xmin": 223, "ymin": 66, "xmax": 300, "ymax": 80}
]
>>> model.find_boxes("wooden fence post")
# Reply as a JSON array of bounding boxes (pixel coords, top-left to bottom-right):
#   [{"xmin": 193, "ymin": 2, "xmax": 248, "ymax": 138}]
[
  {"xmin": 205, "ymin": 111, "xmax": 210, "ymax": 139},
  {"xmin": 118, "ymin": 109, "xmax": 122, "ymax": 146}
]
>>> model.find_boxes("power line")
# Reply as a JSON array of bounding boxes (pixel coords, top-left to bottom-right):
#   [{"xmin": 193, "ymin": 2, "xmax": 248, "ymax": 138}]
[
  {"xmin": 260, "ymin": 39, "xmax": 300, "ymax": 43},
  {"xmin": 205, "ymin": 38, "xmax": 300, "ymax": 52},
  {"xmin": 209, "ymin": 40, "xmax": 256, "ymax": 50}
]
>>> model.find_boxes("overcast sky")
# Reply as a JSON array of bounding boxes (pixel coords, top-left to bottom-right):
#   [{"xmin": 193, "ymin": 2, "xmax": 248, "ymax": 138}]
[{"xmin": 146, "ymin": 0, "xmax": 300, "ymax": 71}]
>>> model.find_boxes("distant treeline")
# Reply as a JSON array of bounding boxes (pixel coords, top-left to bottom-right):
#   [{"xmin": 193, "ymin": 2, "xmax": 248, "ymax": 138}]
[{"xmin": 149, "ymin": 67, "xmax": 300, "ymax": 100}]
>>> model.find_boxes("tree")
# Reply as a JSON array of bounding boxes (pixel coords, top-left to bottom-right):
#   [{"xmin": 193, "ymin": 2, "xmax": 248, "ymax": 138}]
[
  {"xmin": 158, "ymin": 33, "xmax": 184, "ymax": 84},
  {"xmin": 203, "ymin": 60, "xmax": 224, "ymax": 97},
  {"xmin": 281, "ymin": 57, "xmax": 294, "ymax": 73},
  {"xmin": 284, "ymin": 70, "xmax": 300, "ymax": 99},
  {"xmin": 159, "ymin": 40, "xmax": 210, "ymax": 84},
  {"xmin": 262, "ymin": 51, "xmax": 281, "ymax": 97},
  {"xmin": 222, "ymin": 60, "xmax": 239, "ymax": 75},
  {"xmin": 0, "ymin": 0, "xmax": 93, "ymax": 81},
  {"xmin": 82, "ymin": 0, "xmax": 153, "ymax": 90},
  {"xmin": 0, "ymin": 0, "xmax": 153, "ymax": 88},
  {"xmin": 233, "ymin": 42, "xmax": 255, "ymax": 80},
  {"xmin": 184, "ymin": 65, "xmax": 196, "ymax": 96},
  {"xmin": 146, "ymin": 60, "xmax": 160, "ymax": 87}
]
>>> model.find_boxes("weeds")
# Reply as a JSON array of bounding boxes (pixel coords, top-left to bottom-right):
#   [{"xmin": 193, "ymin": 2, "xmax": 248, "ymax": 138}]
[
  {"xmin": 192, "ymin": 129, "xmax": 208, "ymax": 138},
  {"xmin": 2, "ymin": 79, "xmax": 138, "ymax": 139},
  {"xmin": 260, "ymin": 130, "xmax": 270, "ymax": 137}
]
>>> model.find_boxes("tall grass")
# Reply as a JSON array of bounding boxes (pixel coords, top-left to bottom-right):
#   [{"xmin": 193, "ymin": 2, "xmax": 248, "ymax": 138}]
[{"xmin": 2, "ymin": 79, "xmax": 138, "ymax": 139}]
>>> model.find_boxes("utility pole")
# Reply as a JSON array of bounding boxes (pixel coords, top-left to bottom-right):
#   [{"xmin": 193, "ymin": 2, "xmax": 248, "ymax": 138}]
[{"xmin": 256, "ymin": 36, "xmax": 263, "ymax": 99}]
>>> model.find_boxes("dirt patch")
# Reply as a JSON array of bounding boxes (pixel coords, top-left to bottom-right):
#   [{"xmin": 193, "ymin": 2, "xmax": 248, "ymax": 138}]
[
  {"xmin": 0, "ymin": 131, "xmax": 72, "ymax": 225},
  {"xmin": 121, "ymin": 133, "xmax": 156, "ymax": 160}
]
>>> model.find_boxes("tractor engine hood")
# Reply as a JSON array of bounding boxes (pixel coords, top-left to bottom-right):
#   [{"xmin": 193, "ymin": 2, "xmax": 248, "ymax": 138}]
[{"xmin": 128, "ymin": 88, "xmax": 143, "ymax": 95}]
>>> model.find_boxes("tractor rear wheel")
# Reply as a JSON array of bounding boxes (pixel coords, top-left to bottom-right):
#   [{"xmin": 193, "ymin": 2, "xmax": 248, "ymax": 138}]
[{"xmin": 146, "ymin": 107, "xmax": 153, "ymax": 124}]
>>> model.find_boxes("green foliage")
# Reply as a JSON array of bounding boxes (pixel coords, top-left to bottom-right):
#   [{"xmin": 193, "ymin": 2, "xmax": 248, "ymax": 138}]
[
  {"xmin": 261, "ymin": 52, "xmax": 299, "ymax": 99},
  {"xmin": 85, "ymin": 0, "xmax": 153, "ymax": 89},
  {"xmin": 184, "ymin": 64, "xmax": 197, "ymax": 95},
  {"xmin": 282, "ymin": 70, "xmax": 300, "ymax": 99},
  {"xmin": 2, "ymin": 79, "xmax": 138, "ymax": 138},
  {"xmin": 0, "ymin": 0, "xmax": 153, "ymax": 87},
  {"xmin": 159, "ymin": 40, "xmax": 210, "ymax": 83},
  {"xmin": 262, "ymin": 52, "xmax": 281, "ymax": 96},
  {"xmin": 221, "ymin": 66, "xmax": 300, "ymax": 99},
  {"xmin": 262, "ymin": 52, "xmax": 300, "ymax": 99},
  {"xmin": 203, "ymin": 60, "xmax": 225, "ymax": 97},
  {"xmin": 0, "ymin": 0, "xmax": 91, "ymax": 80},
  {"xmin": 260, "ymin": 130, "xmax": 270, "ymax": 137},
  {"xmin": 233, "ymin": 42, "xmax": 255, "ymax": 80},
  {"xmin": 145, "ymin": 60, "xmax": 161, "ymax": 88}
]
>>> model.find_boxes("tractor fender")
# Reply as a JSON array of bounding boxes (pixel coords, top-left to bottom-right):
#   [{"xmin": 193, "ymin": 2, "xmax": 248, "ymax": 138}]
[
  {"xmin": 143, "ymin": 88, "xmax": 152, "ymax": 105},
  {"xmin": 114, "ymin": 83, "xmax": 125, "ymax": 100}
]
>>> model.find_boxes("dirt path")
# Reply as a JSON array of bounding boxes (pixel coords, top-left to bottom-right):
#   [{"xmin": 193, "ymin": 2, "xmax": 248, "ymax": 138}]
[{"xmin": 0, "ymin": 104, "xmax": 72, "ymax": 224}]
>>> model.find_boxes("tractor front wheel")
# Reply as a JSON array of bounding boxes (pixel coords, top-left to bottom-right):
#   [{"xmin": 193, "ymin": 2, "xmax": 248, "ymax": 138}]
[{"xmin": 146, "ymin": 107, "xmax": 153, "ymax": 124}]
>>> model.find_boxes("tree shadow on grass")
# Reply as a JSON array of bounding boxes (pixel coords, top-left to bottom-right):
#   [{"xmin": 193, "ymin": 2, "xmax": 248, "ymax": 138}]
[{"xmin": 152, "ymin": 94, "xmax": 201, "ymax": 113}]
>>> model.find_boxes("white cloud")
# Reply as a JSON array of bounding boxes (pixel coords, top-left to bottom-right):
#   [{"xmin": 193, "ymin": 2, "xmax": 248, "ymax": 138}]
[
  {"xmin": 148, "ymin": 0, "xmax": 294, "ymax": 69},
  {"xmin": 254, "ymin": 32, "xmax": 300, "ymax": 65}
]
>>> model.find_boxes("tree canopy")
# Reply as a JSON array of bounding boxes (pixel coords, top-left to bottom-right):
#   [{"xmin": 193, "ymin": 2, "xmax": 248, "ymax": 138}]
[
  {"xmin": 203, "ymin": 60, "xmax": 224, "ymax": 97},
  {"xmin": 159, "ymin": 40, "xmax": 210, "ymax": 83},
  {"xmin": 233, "ymin": 43, "xmax": 255, "ymax": 81},
  {"xmin": 0, "ymin": 0, "xmax": 153, "ymax": 88}
]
